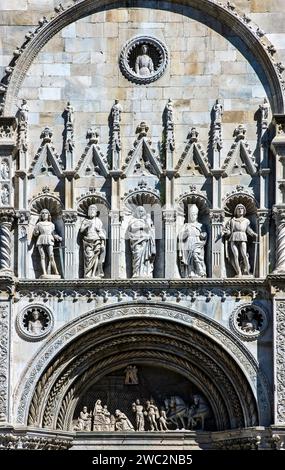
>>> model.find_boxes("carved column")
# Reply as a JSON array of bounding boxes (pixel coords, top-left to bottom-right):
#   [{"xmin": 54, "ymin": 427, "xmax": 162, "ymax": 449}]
[
  {"xmin": 110, "ymin": 210, "xmax": 121, "ymax": 278},
  {"xmin": 273, "ymin": 207, "xmax": 285, "ymax": 273},
  {"xmin": 0, "ymin": 210, "xmax": 14, "ymax": 275},
  {"xmin": 0, "ymin": 302, "xmax": 10, "ymax": 423},
  {"xmin": 163, "ymin": 209, "xmax": 177, "ymax": 278},
  {"xmin": 209, "ymin": 210, "xmax": 224, "ymax": 278},
  {"xmin": 273, "ymin": 299, "xmax": 285, "ymax": 425},
  {"xmin": 257, "ymin": 209, "xmax": 270, "ymax": 278},
  {"xmin": 62, "ymin": 211, "xmax": 77, "ymax": 279},
  {"xmin": 15, "ymin": 210, "xmax": 30, "ymax": 279}
]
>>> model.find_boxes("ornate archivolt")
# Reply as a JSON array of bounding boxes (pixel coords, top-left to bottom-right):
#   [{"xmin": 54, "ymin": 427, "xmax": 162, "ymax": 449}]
[
  {"xmin": 14, "ymin": 303, "xmax": 271, "ymax": 428},
  {"xmin": 0, "ymin": 0, "xmax": 284, "ymax": 115}
]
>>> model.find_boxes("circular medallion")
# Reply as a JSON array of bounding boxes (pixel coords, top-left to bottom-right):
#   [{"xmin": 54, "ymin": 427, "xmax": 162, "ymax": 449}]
[
  {"xmin": 229, "ymin": 304, "xmax": 268, "ymax": 341},
  {"xmin": 119, "ymin": 36, "xmax": 169, "ymax": 84},
  {"xmin": 16, "ymin": 304, "xmax": 54, "ymax": 341}
]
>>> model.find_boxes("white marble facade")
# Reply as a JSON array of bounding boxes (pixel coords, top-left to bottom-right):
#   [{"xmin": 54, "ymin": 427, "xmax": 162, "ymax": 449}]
[{"xmin": 0, "ymin": 0, "xmax": 285, "ymax": 450}]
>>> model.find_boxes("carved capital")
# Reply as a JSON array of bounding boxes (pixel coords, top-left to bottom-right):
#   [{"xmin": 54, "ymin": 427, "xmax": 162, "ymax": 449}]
[
  {"xmin": 209, "ymin": 210, "xmax": 225, "ymax": 224},
  {"xmin": 163, "ymin": 209, "xmax": 176, "ymax": 223},
  {"xmin": 0, "ymin": 209, "xmax": 14, "ymax": 226},
  {"xmin": 257, "ymin": 209, "xmax": 270, "ymax": 226},
  {"xmin": 0, "ymin": 117, "xmax": 17, "ymax": 146},
  {"xmin": 62, "ymin": 211, "xmax": 77, "ymax": 224},
  {"xmin": 15, "ymin": 210, "xmax": 30, "ymax": 225}
]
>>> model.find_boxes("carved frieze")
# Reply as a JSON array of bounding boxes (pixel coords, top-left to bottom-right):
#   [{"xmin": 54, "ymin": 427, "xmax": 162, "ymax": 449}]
[
  {"xmin": 0, "ymin": 304, "xmax": 9, "ymax": 422},
  {"xmin": 275, "ymin": 301, "xmax": 285, "ymax": 423}
]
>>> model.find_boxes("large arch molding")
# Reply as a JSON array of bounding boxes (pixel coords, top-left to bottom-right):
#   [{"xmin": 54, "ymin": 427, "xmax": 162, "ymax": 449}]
[
  {"xmin": 14, "ymin": 303, "xmax": 272, "ymax": 429},
  {"xmin": 1, "ymin": 0, "xmax": 285, "ymax": 115}
]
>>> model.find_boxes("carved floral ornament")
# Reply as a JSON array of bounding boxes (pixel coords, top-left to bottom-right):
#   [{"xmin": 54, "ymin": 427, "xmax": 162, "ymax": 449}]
[
  {"xmin": 16, "ymin": 304, "xmax": 54, "ymax": 341},
  {"xmin": 119, "ymin": 36, "xmax": 169, "ymax": 85},
  {"xmin": 229, "ymin": 304, "xmax": 268, "ymax": 341}
]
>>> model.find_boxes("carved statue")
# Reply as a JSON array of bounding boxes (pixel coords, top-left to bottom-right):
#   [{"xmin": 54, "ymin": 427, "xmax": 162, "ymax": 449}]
[
  {"xmin": 259, "ymin": 97, "xmax": 269, "ymax": 121},
  {"xmin": 188, "ymin": 395, "xmax": 209, "ymax": 430},
  {"xmin": 135, "ymin": 45, "xmax": 154, "ymax": 77},
  {"xmin": 0, "ymin": 185, "xmax": 9, "ymax": 205},
  {"xmin": 178, "ymin": 204, "xmax": 207, "ymax": 278},
  {"xmin": 114, "ymin": 409, "xmax": 134, "ymax": 431},
  {"xmin": 125, "ymin": 365, "xmax": 138, "ymax": 385},
  {"xmin": 65, "ymin": 101, "xmax": 74, "ymax": 126},
  {"xmin": 241, "ymin": 310, "xmax": 259, "ymax": 332},
  {"xmin": 80, "ymin": 204, "xmax": 106, "ymax": 278},
  {"xmin": 0, "ymin": 161, "xmax": 9, "ymax": 180},
  {"xmin": 18, "ymin": 99, "xmax": 29, "ymax": 123},
  {"xmin": 132, "ymin": 399, "xmax": 145, "ymax": 431},
  {"xmin": 93, "ymin": 399, "xmax": 111, "ymax": 431},
  {"xmin": 213, "ymin": 98, "xmax": 223, "ymax": 123},
  {"xmin": 158, "ymin": 408, "xmax": 169, "ymax": 431},
  {"xmin": 112, "ymin": 99, "xmax": 122, "ymax": 126},
  {"xmin": 27, "ymin": 309, "xmax": 44, "ymax": 335},
  {"xmin": 33, "ymin": 209, "xmax": 62, "ymax": 278},
  {"xmin": 145, "ymin": 399, "xmax": 159, "ymax": 431},
  {"xmin": 127, "ymin": 206, "xmax": 156, "ymax": 278},
  {"xmin": 74, "ymin": 406, "xmax": 92, "ymax": 431},
  {"xmin": 223, "ymin": 204, "xmax": 257, "ymax": 277}
]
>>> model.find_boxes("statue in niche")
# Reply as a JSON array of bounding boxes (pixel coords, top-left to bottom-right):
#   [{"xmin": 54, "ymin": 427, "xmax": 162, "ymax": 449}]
[
  {"xmin": 125, "ymin": 365, "xmax": 139, "ymax": 385},
  {"xmin": 0, "ymin": 185, "xmax": 9, "ymax": 205},
  {"xmin": 132, "ymin": 399, "xmax": 145, "ymax": 431},
  {"xmin": 241, "ymin": 310, "xmax": 259, "ymax": 332},
  {"xmin": 223, "ymin": 203, "xmax": 257, "ymax": 277},
  {"xmin": 74, "ymin": 406, "xmax": 92, "ymax": 431},
  {"xmin": 178, "ymin": 204, "xmax": 207, "ymax": 278},
  {"xmin": 80, "ymin": 204, "xmax": 106, "ymax": 278},
  {"xmin": 33, "ymin": 208, "xmax": 62, "ymax": 278},
  {"xmin": 127, "ymin": 206, "xmax": 156, "ymax": 278},
  {"xmin": 0, "ymin": 160, "xmax": 9, "ymax": 180},
  {"xmin": 114, "ymin": 409, "xmax": 134, "ymax": 431},
  {"xmin": 135, "ymin": 44, "xmax": 154, "ymax": 77},
  {"xmin": 27, "ymin": 309, "xmax": 44, "ymax": 335}
]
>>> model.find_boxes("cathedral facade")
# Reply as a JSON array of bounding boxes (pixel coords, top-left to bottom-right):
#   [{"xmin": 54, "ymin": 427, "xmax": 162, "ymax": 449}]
[{"xmin": 0, "ymin": 0, "xmax": 285, "ymax": 450}]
